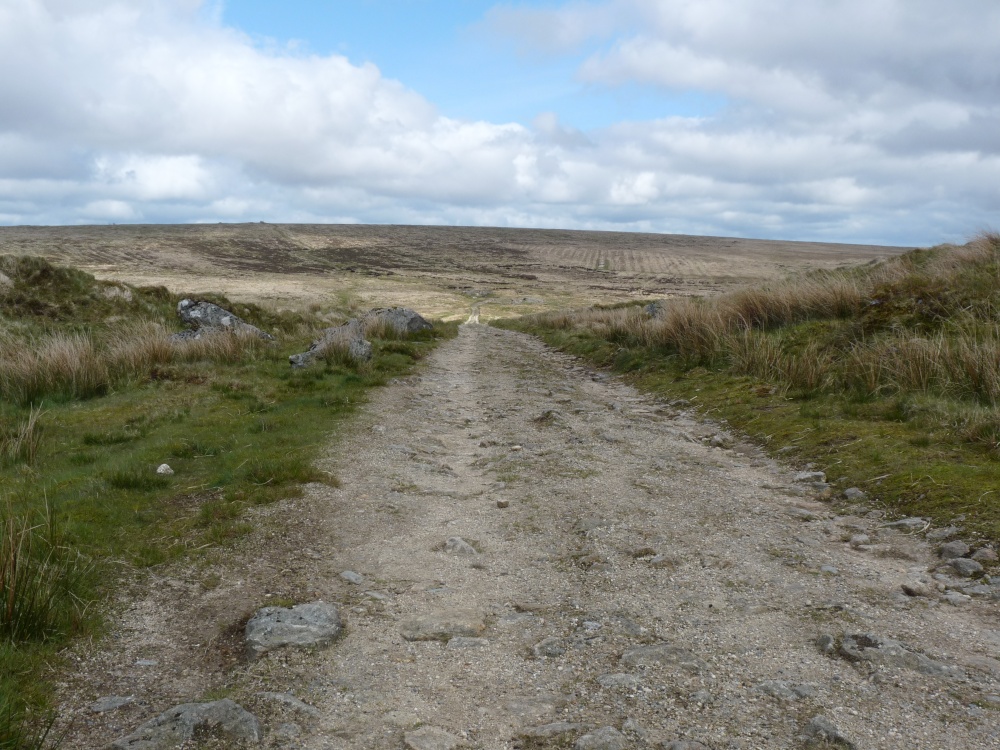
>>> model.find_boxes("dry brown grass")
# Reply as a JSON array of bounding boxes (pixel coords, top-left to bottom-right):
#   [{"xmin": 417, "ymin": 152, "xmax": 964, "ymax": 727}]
[
  {"xmin": 0, "ymin": 324, "xmax": 269, "ymax": 406},
  {"xmin": 521, "ymin": 232, "xmax": 1000, "ymax": 408}
]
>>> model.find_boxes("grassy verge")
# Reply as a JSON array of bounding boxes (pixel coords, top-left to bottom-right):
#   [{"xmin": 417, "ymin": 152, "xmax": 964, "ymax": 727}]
[
  {"xmin": 0, "ymin": 255, "xmax": 456, "ymax": 747},
  {"xmin": 497, "ymin": 233, "xmax": 1000, "ymax": 544}
]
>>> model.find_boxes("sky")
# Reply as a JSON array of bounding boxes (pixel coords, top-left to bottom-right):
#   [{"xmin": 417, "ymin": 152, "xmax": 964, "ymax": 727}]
[{"xmin": 0, "ymin": 1, "xmax": 998, "ymax": 245}]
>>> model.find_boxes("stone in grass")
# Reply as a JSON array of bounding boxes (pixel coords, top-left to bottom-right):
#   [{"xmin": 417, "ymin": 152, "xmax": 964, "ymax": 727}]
[
  {"xmin": 403, "ymin": 725, "xmax": 464, "ymax": 750},
  {"xmin": 843, "ymin": 487, "xmax": 867, "ymax": 501},
  {"xmin": 155, "ymin": 464, "xmax": 173, "ymax": 476},
  {"xmin": 927, "ymin": 526, "xmax": 960, "ymax": 541},
  {"xmin": 245, "ymin": 601, "xmax": 342, "ymax": 659},
  {"xmin": 883, "ymin": 517, "xmax": 926, "ymax": 530},
  {"xmin": 803, "ymin": 715, "xmax": 855, "ymax": 748},
  {"xmin": 400, "ymin": 611, "xmax": 485, "ymax": 642},
  {"xmin": 444, "ymin": 537, "xmax": 478, "ymax": 556},
  {"xmin": 794, "ymin": 471, "xmax": 826, "ymax": 484},
  {"xmin": 109, "ymin": 699, "xmax": 261, "ymax": 749},
  {"xmin": 575, "ymin": 727, "xmax": 629, "ymax": 750},
  {"xmin": 620, "ymin": 644, "xmax": 706, "ymax": 673}
]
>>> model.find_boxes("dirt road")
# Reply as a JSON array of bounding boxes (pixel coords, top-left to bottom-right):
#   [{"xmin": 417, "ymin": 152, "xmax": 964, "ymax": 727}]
[{"xmin": 65, "ymin": 324, "xmax": 1000, "ymax": 749}]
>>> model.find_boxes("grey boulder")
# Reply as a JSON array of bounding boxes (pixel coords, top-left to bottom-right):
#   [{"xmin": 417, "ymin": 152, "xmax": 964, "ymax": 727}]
[
  {"xmin": 362, "ymin": 307, "xmax": 432, "ymax": 334},
  {"xmin": 245, "ymin": 601, "xmax": 342, "ymax": 659},
  {"xmin": 575, "ymin": 727, "xmax": 629, "ymax": 750},
  {"xmin": 175, "ymin": 299, "xmax": 273, "ymax": 340},
  {"xmin": 108, "ymin": 699, "xmax": 261, "ymax": 749},
  {"xmin": 290, "ymin": 319, "xmax": 372, "ymax": 367}
]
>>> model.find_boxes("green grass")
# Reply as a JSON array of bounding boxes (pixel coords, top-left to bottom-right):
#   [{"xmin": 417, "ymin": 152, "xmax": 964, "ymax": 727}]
[
  {"xmin": 498, "ymin": 236, "xmax": 1000, "ymax": 544},
  {"xmin": 0, "ymin": 254, "xmax": 457, "ymax": 747}
]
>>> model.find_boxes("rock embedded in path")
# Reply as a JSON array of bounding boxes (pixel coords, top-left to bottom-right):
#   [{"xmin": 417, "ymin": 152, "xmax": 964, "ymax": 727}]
[
  {"xmin": 403, "ymin": 725, "xmax": 464, "ymax": 750},
  {"xmin": 843, "ymin": 487, "xmax": 867, "ymax": 501},
  {"xmin": 400, "ymin": 611, "xmax": 485, "ymax": 641},
  {"xmin": 803, "ymin": 715, "xmax": 855, "ymax": 748},
  {"xmin": 575, "ymin": 727, "xmax": 629, "ymax": 750},
  {"xmin": 756, "ymin": 681, "xmax": 815, "ymax": 701},
  {"xmin": 620, "ymin": 643, "xmax": 706, "ymax": 673},
  {"xmin": 659, "ymin": 742, "xmax": 710, "ymax": 750},
  {"xmin": 175, "ymin": 299, "xmax": 273, "ymax": 340},
  {"xmin": 533, "ymin": 637, "xmax": 567, "ymax": 657},
  {"xmin": 839, "ymin": 632, "xmax": 963, "ymax": 678},
  {"xmin": 109, "ymin": 699, "xmax": 261, "ymax": 749},
  {"xmin": 446, "ymin": 636, "xmax": 489, "ymax": 649},
  {"xmin": 444, "ymin": 536, "xmax": 478, "ymax": 556},
  {"xmin": 519, "ymin": 723, "xmax": 591, "ymax": 740},
  {"xmin": 245, "ymin": 601, "xmax": 342, "ymax": 659},
  {"xmin": 340, "ymin": 570, "xmax": 364, "ymax": 585},
  {"xmin": 927, "ymin": 525, "xmax": 960, "ymax": 540},
  {"xmin": 597, "ymin": 673, "xmax": 641, "ymax": 689},
  {"xmin": 90, "ymin": 695, "xmax": 134, "ymax": 713}
]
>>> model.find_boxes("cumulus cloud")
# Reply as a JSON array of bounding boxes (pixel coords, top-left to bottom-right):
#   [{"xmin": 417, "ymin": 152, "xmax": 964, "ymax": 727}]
[{"xmin": 0, "ymin": 0, "xmax": 996, "ymax": 244}]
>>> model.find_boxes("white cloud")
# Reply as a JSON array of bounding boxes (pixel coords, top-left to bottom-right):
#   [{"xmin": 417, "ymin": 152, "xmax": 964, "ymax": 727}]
[{"xmin": 0, "ymin": 0, "xmax": 996, "ymax": 244}]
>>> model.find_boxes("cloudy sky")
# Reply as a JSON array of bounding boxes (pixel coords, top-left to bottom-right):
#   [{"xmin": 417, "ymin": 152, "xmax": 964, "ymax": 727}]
[{"xmin": 1, "ymin": 0, "xmax": 997, "ymax": 245}]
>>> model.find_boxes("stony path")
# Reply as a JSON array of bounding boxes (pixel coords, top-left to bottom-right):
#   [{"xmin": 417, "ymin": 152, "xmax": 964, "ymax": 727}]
[{"xmin": 64, "ymin": 324, "xmax": 1000, "ymax": 749}]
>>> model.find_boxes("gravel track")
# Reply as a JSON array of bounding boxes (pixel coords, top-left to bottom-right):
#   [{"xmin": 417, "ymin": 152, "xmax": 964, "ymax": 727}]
[{"xmin": 61, "ymin": 323, "xmax": 1000, "ymax": 749}]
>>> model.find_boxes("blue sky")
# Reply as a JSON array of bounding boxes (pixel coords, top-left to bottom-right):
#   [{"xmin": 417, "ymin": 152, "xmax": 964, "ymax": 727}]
[
  {"xmin": 0, "ymin": 0, "xmax": 998, "ymax": 245},
  {"xmin": 221, "ymin": 0, "xmax": 720, "ymax": 129}
]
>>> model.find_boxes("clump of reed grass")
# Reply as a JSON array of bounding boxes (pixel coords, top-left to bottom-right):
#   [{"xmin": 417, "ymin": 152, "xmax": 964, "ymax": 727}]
[
  {"xmin": 0, "ymin": 504, "xmax": 87, "ymax": 644},
  {"xmin": 0, "ymin": 408, "xmax": 43, "ymax": 467}
]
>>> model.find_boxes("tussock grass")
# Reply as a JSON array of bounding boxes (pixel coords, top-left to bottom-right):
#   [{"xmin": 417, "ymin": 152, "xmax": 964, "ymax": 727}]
[
  {"xmin": 501, "ymin": 232, "xmax": 1000, "ymax": 540},
  {"xmin": 0, "ymin": 325, "xmax": 267, "ymax": 406}
]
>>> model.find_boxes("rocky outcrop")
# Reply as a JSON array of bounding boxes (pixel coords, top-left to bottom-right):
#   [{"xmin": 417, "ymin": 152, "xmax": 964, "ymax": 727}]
[
  {"xmin": 109, "ymin": 699, "xmax": 261, "ymax": 748},
  {"xmin": 362, "ymin": 307, "xmax": 433, "ymax": 334},
  {"xmin": 289, "ymin": 319, "xmax": 372, "ymax": 367},
  {"xmin": 173, "ymin": 299, "xmax": 274, "ymax": 341},
  {"xmin": 289, "ymin": 307, "xmax": 431, "ymax": 367}
]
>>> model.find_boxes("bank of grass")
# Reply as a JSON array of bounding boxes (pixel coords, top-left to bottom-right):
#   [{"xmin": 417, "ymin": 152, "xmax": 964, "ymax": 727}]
[
  {"xmin": 0, "ymin": 255, "xmax": 457, "ymax": 747},
  {"xmin": 499, "ymin": 232, "xmax": 1000, "ymax": 542}
]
